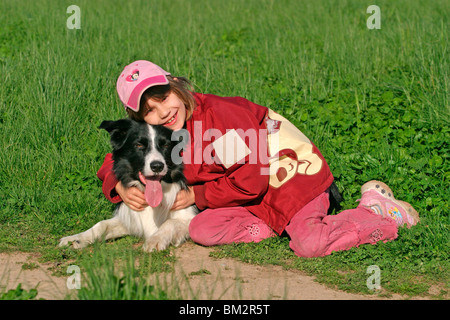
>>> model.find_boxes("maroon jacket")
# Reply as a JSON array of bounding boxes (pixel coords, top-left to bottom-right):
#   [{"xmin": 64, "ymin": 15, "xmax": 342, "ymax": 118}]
[{"xmin": 97, "ymin": 93, "xmax": 334, "ymax": 234}]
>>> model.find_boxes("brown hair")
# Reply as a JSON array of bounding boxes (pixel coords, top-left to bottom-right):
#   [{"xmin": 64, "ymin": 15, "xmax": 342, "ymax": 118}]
[{"xmin": 126, "ymin": 75, "xmax": 196, "ymax": 121}]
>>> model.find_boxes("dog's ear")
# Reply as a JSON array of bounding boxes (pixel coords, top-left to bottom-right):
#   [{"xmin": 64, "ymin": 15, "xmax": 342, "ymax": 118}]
[{"xmin": 99, "ymin": 119, "xmax": 133, "ymax": 150}]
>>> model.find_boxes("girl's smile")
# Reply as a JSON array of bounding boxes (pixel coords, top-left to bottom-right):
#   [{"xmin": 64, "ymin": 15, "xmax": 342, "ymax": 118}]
[
  {"xmin": 142, "ymin": 91, "xmax": 186, "ymax": 131},
  {"xmin": 163, "ymin": 110, "xmax": 178, "ymax": 127}
]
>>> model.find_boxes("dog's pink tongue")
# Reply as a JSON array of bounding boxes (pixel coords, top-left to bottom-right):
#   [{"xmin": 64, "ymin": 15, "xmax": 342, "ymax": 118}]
[
  {"xmin": 139, "ymin": 172, "xmax": 163, "ymax": 208},
  {"xmin": 145, "ymin": 179, "xmax": 163, "ymax": 208}
]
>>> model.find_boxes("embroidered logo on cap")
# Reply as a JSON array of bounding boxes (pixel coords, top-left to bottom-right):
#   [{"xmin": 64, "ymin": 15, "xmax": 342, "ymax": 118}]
[{"xmin": 126, "ymin": 70, "xmax": 139, "ymax": 82}]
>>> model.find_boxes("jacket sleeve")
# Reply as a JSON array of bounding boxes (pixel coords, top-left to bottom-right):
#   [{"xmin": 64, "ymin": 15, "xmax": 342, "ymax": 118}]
[
  {"xmin": 191, "ymin": 97, "xmax": 270, "ymax": 210},
  {"xmin": 96, "ymin": 153, "xmax": 122, "ymax": 204},
  {"xmin": 193, "ymin": 167, "xmax": 269, "ymax": 210}
]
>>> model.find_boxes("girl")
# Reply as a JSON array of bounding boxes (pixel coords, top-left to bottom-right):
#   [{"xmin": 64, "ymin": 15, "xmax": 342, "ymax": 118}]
[{"xmin": 97, "ymin": 60, "xmax": 419, "ymax": 258}]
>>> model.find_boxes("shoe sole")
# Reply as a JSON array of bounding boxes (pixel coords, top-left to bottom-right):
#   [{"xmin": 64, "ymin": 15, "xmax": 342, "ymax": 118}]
[
  {"xmin": 361, "ymin": 180, "xmax": 395, "ymax": 199},
  {"xmin": 361, "ymin": 180, "xmax": 420, "ymax": 227}
]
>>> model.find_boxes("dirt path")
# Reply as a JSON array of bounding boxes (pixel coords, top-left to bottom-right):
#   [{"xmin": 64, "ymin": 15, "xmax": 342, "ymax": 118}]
[
  {"xmin": 0, "ymin": 243, "xmax": 403, "ymax": 300},
  {"xmin": 0, "ymin": 252, "xmax": 68, "ymax": 300},
  {"xmin": 167, "ymin": 242, "xmax": 384, "ymax": 299}
]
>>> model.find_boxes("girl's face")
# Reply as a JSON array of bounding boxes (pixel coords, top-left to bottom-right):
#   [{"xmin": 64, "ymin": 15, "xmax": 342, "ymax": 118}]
[{"xmin": 142, "ymin": 91, "xmax": 186, "ymax": 131}]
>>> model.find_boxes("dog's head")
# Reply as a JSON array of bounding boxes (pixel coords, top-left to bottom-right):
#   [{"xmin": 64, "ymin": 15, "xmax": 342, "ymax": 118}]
[{"xmin": 99, "ymin": 119, "xmax": 187, "ymax": 207}]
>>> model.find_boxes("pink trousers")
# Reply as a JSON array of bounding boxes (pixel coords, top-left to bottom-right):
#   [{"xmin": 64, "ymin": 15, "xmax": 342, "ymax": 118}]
[{"xmin": 189, "ymin": 192, "xmax": 398, "ymax": 258}]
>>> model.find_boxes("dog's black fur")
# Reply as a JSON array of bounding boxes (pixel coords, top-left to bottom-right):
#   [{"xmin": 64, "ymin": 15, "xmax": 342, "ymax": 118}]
[
  {"xmin": 59, "ymin": 119, "xmax": 197, "ymax": 252},
  {"xmin": 99, "ymin": 119, "xmax": 188, "ymax": 191}
]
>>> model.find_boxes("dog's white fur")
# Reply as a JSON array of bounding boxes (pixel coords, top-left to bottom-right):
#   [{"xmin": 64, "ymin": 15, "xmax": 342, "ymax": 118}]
[
  {"xmin": 59, "ymin": 182, "xmax": 197, "ymax": 251},
  {"xmin": 59, "ymin": 122, "xmax": 198, "ymax": 252}
]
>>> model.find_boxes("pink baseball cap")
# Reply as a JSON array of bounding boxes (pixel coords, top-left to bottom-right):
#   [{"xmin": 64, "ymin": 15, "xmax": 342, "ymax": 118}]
[{"xmin": 116, "ymin": 60, "xmax": 171, "ymax": 112}]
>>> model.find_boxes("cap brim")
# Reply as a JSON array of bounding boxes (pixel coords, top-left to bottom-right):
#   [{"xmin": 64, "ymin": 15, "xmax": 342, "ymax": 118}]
[{"xmin": 126, "ymin": 75, "xmax": 169, "ymax": 112}]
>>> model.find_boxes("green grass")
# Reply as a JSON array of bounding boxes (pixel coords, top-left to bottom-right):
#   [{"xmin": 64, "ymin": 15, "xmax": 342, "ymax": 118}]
[
  {"xmin": 0, "ymin": 0, "xmax": 448, "ymax": 299},
  {"xmin": 75, "ymin": 246, "xmax": 178, "ymax": 300},
  {"xmin": 0, "ymin": 283, "xmax": 38, "ymax": 300}
]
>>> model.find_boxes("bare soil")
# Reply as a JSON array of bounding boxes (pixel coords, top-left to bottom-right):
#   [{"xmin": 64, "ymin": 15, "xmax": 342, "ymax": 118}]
[{"xmin": 0, "ymin": 243, "xmax": 420, "ymax": 300}]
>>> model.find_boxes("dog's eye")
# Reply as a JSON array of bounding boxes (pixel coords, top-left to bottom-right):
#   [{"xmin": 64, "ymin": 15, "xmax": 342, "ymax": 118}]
[
  {"xmin": 135, "ymin": 143, "xmax": 145, "ymax": 150},
  {"xmin": 158, "ymin": 141, "xmax": 170, "ymax": 150}
]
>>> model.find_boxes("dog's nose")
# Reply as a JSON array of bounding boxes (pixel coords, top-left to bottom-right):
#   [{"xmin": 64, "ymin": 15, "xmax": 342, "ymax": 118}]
[{"xmin": 150, "ymin": 161, "xmax": 164, "ymax": 173}]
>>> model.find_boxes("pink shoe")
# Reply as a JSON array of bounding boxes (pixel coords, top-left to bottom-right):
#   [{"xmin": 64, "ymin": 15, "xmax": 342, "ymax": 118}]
[{"xmin": 358, "ymin": 180, "xmax": 420, "ymax": 228}]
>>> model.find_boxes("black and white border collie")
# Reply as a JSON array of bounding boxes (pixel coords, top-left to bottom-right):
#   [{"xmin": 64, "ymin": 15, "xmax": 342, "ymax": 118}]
[{"xmin": 59, "ymin": 119, "xmax": 198, "ymax": 252}]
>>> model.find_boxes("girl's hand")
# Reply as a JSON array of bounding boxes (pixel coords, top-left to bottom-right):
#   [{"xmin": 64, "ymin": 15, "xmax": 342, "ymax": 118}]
[
  {"xmin": 172, "ymin": 186, "xmax": 195, "ymax": 211},
  {"xmin": 115, "ymin": 181, "xmax": 148, "ymax": 211}
]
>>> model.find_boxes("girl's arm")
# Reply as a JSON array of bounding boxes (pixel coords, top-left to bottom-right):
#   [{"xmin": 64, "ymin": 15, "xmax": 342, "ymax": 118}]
[
  {"xmin": 96, "ymin": 153, "xmax": 122, "ymax": 203},
  {"xmin": 189, "ymin": 96, "xmax": 270, "ymax": 211},
  {"xmin": 193, "ymin": 163, "xmax": 269, "ymax": 211}
]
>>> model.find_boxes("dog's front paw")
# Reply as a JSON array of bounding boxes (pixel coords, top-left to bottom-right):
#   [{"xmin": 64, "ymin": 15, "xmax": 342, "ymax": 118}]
[
  {"xmin": 59, "ymin": 235, "xmax": 88, "ymax": 249},
  {"xmin": 143, "ymin": 235, "xmax": 169, "ymax": 252}
]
